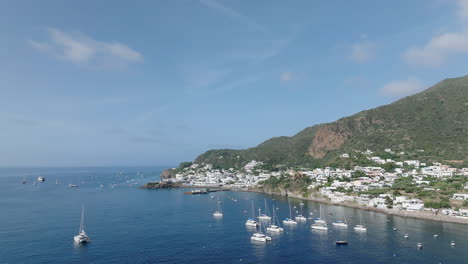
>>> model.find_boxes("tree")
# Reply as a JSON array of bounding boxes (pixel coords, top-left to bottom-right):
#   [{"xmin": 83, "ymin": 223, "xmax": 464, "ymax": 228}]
[
  {"xmin": 385, "ymin": 196, "xmax": 393, "ymax": 208},
  {"xmin": 352, "ymin": 170, "xmax": 366, "ymax": 178}
]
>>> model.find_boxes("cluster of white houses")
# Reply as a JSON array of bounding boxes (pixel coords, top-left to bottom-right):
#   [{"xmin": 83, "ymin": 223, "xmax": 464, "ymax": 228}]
[{"xmin": 168, "ymin": 156, "xmax": 468, "ymax": 218}]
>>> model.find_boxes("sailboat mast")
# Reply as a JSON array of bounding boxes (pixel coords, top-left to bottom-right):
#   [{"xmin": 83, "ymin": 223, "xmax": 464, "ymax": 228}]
[
  {"xmin": 252, "ymin": 200, "xmax": 254, "ymax": 218},
  {"xmin": 80, "ymin": 205, "xmax": 85, "ymax": 232}
]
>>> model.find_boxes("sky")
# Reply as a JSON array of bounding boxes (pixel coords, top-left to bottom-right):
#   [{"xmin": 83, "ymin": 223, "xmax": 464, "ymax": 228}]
[{"xmin": 1, "ymin": 0, "xmax": 468, "ymax": 167}]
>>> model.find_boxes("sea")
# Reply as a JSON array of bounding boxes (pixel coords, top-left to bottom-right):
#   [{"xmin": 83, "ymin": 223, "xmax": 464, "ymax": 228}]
[{"xmin": 0, "ymin": 167, "xmax": 466, "ymax": 264}]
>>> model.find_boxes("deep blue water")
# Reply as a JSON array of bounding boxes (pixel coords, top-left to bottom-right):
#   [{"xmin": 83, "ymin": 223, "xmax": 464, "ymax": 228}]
[{"xmin": 0, "ymin": 167, "xmax": 466, "ymax": 264}]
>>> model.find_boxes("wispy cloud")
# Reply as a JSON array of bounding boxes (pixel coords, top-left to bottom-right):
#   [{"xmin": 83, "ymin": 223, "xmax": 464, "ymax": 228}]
[
  {"xmin": 380, "ymin": 78, "xmax": 424, "ymax": 98},
  {"xmin": 199, "ymin": 0, "xmax": 267, "ymax": 32},
  {"xmin": 403, "ymin": 0, "xmax": 468, "ymax": 67},
  {"xmin": 30, "ymin": 28, "xmax": 142, "ymax": 69},
  {"xmin": 349, "ymin": 34, "xmax": 375, "ymax": 63},
  {"xmin": 280, "ymin": 71, "xmax": 307, "ymax": 83},
  {"xmin": 404, "ymin": 30, "xmax": 468, "ymax": 67}
]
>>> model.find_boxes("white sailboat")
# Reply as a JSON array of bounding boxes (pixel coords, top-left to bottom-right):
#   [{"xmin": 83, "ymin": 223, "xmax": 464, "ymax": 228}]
[
  {"xmin": 213, "ymin": 200, "xmax": 223, "ymax": 217},
  {"xmin": 354, "ymin": 213, "xmax": 367, "ymax": 232},
  {"xmin": 258, "ymin": 199, "xmax": 272, "ymax": 220},
  {"xmin": 295, "ymin": 202, "xmax": 307, "ymax": 221},
  {"xmin": 332, "ymin": 206, "xmax": 348, "ymax": 228},
  {"xmin": 267, "ymin": 205, "xmax": 284, "ymax": 233},
  {"xmin": 311, "ymin": 204, "xmax": 328, "ymax": 230},
  {"xmin": 74, "ymin": 205, "xmax": 91, "ymax": 244},
  {"xmin": 251, "ymin": 221, "xmax": 271, "ymax": 242},
  {"xmin": 245, "ymin": 201, "xmax": 258, "ymax": 227},
  {"xmin": 283, "ymin": 201, "xmax": 297, "ymax": 225}
]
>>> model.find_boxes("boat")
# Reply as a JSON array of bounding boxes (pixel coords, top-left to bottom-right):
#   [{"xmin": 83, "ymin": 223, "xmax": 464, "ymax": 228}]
[
  {"xmin": 21, "ymin": 178, "xmax": 27, "ymax": 184},
  {"xmin": 335, "ymin": 241, "xmax": 348, "ymax": 245},
  {"xmin": 283, "ymin": 201, "xmax": 297, "ymax": 225},
  {"xmin": 311, "ymin": 205, "xmax": 328, "ymax": 231},
  {"xmin": 245, "ymin": 201, "xmax": 259, "ymax": 227},
  {"xmin": 258, "ymin": 199, "xmax": 272, "ymax": 220},
  {"xmin": 55, "ymin": 177, "xmax": 60, "ymax": 184},
  {"xmin": 74, "ymin": 205, "xmax": 91, "ymax": 244},
  {"xmin": 267, "ymin": 205, "xmax": 284, "ymax": 233},
  {"xmin": 332, "ymin": 206, "xmax": 348, "ymax": 228},
  {"xmin": 69, "ymin": 184, "xmax": 79, "ymax": 188},
  {"xmin": 213, "ymin": 200, "xmax": 223, "ymax": 217},
  {"xmin": 433, "ymin": 234, "xmax": 438, "ymax": 238},
  {"xmin": 404, "ymin": 233, "xmax": 409, "ymax": 239},
  {"xmin": 450, "ymin": 241, "xmax": 456, "ymax": 247},
  {"xmin": 37, "ymin": 176, "xmax": 45, "ymax": 182},
  {"xmin": 250, "ymin": 221, "xmax": 271, "ymax": 242},
  {"xmin": 184, "ymin": 189, "xmax": 207, "ymax": 195},
  {"xmin": 295, "ymin": 203, "xmax": 307, "ymax": 221},
  {"xmin": 354, "ymin": 214, "xmax": 367, "ymax": 232},
  {"xmin": 393, "ymin": 227, "xmax": 397, "ymax": 231},
  {"xmin": 417, "ymin": 242, "xmax": 423, "ymax": 249}
]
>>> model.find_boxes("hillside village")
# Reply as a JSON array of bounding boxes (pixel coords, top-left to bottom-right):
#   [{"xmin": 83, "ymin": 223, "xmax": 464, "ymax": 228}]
[{"xmin": 162, "ymin": 148, "xmax": 468, "ymax": 219}]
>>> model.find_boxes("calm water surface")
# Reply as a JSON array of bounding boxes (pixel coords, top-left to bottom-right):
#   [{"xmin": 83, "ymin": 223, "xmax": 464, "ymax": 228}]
[{"xmin": 0, "ymin": 167, "xmax": 466, "ymax": 263}]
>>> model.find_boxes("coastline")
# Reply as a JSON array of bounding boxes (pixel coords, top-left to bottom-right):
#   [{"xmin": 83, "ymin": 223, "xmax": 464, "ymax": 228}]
[
  {"xmin": 141, "ymin": 182, "xmax": 468, "ymax": 224},
  {"xmin": 245, "ymin": 188, "xmax": 468, "ymax": 225}
]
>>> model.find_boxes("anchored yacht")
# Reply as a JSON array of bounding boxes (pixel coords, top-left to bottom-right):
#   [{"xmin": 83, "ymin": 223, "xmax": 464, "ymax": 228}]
[
  {"xmin": 74, "ymin": 205, "xmax": 91, "ymax": 244},
  {"xmin": 267, "ymin": 206, "xmax": 284, "ymax": 233}
]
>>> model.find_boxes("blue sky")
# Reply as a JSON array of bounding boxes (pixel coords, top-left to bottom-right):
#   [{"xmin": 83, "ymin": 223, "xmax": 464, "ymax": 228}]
[{"xmin": 1, "ymin": 0, "xmax": 468, "ymax": 167}]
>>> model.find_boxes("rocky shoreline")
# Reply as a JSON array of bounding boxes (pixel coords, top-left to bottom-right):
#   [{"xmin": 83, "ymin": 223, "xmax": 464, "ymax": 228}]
[{"xmin": 245, "ymin": 188, "xmax": 468, "ymax": 225}]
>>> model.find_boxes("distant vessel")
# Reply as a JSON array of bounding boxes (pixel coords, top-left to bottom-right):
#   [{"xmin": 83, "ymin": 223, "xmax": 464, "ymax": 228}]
[
  {"xmin": 258, "ymin": 199, "xmax": 272, "ymax": 220},
  {"xmin": 213, "ymin": 200, "xmax": 223, "ymax": 217},
  {"xmin": 332, "ymin": 206, "xmax": 348, "ymax": 228},
  {"xmin": 311, "ymin": 205, "xmax": 328, "ymax": 231},
  {"xmin": 37, "ymin": 176, "xmax": 45, "ymax": 182},
  {"xmin": 250, "ymin": 221, "xmax": 271, "ymax": 242},
  {"xmin": 335, "ymin": 241, "xmax": 348, "ymax": 245},
  {"xmin": 417, "ymin": 242, "xmax": 423, "ymax": 249},
  {"xmin": 267, "ymin": 205, "xmax": 284, "ymax": 233},
  {"xmin": 404, "ymin": 233, "xmax": 409, "ymax": 239},
  {"xmin": 433, "ymin": 234, "xmax": 438, "ymax": 238},
  {"xmin": 354, "ymin": 214, "xmax": 367, "ymax": 232},
  {"xmin": 55, "ymin": 177, "xmax": 60, "ymax": 184},
  {"xmin": 69, "ymin": 184, "xmax": 79, "ymax": 188},
  {"xmin": 245, "ymin": 201, "xmax": 259, "ymax": 227},
  {"xmin": 283, "ymin": 201, "xmax": 297, "ymax": 225},
  {"xmin": 184, "ymin": 189, "xmax": 207, "ymax": 195},
  {"xmin": 393, "ymin": 227, "xmax": 397, "ymax": 231},
  {"xmin": 295, "ymin": 203, "xmax": 307, "ymax": 221},
  {"xmin": 74, "ymin": 205, "xmax": 90, "ymax": 244},
  {"xmin": 450, "ymin": 241, "xmax": 456, "ymax": 247},
  {"xmin": 21, "ymin": 178, "xmax": 27, "ymax": 184}
]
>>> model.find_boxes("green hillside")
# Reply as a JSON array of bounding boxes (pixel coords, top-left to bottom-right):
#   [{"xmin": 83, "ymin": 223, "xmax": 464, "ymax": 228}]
[{"xmin": 193, "ymin": 75, "xmax": 468, "ymax": 169}]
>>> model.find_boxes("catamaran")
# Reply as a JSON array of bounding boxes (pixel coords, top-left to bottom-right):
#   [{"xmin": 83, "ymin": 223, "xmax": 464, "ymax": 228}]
[
  {"xmin": 354, "ymin": 213, "xmax": 367, "ymax": 232},
  {"xmin": 311, "ymin": 204, "xmax": 328, "ymax": 230},
  {"xmin": 283, "ymin": 201, "xmax": 297, "ymax": 225},
  {"xmin": 267, "ymin": 205, "xmax": 284, "ymax": 233},
  {"xmin": 258, "ymin": 199, "xmax": 272, "ymax": 220},
  {"xmin": 74, "ymin": 205, "xmax": 91, "ymax": 244},
  {"xmin": 251, "ymin": 221, "xmax": 271, "ymax": 242},
  {"xmin": 332, "ymin": 206, "xmax": 348, "ymax": 227},
  {"xmin": 245, "ymin": 201, "xmax": 258, "ymax": 227},
  {"xmin": 295, "ymin": 203, "xmax": 307, "ymax": 221},
  {"xmin": 213, "ymin": 200, "xmax": 223, "ymax": 217}
]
